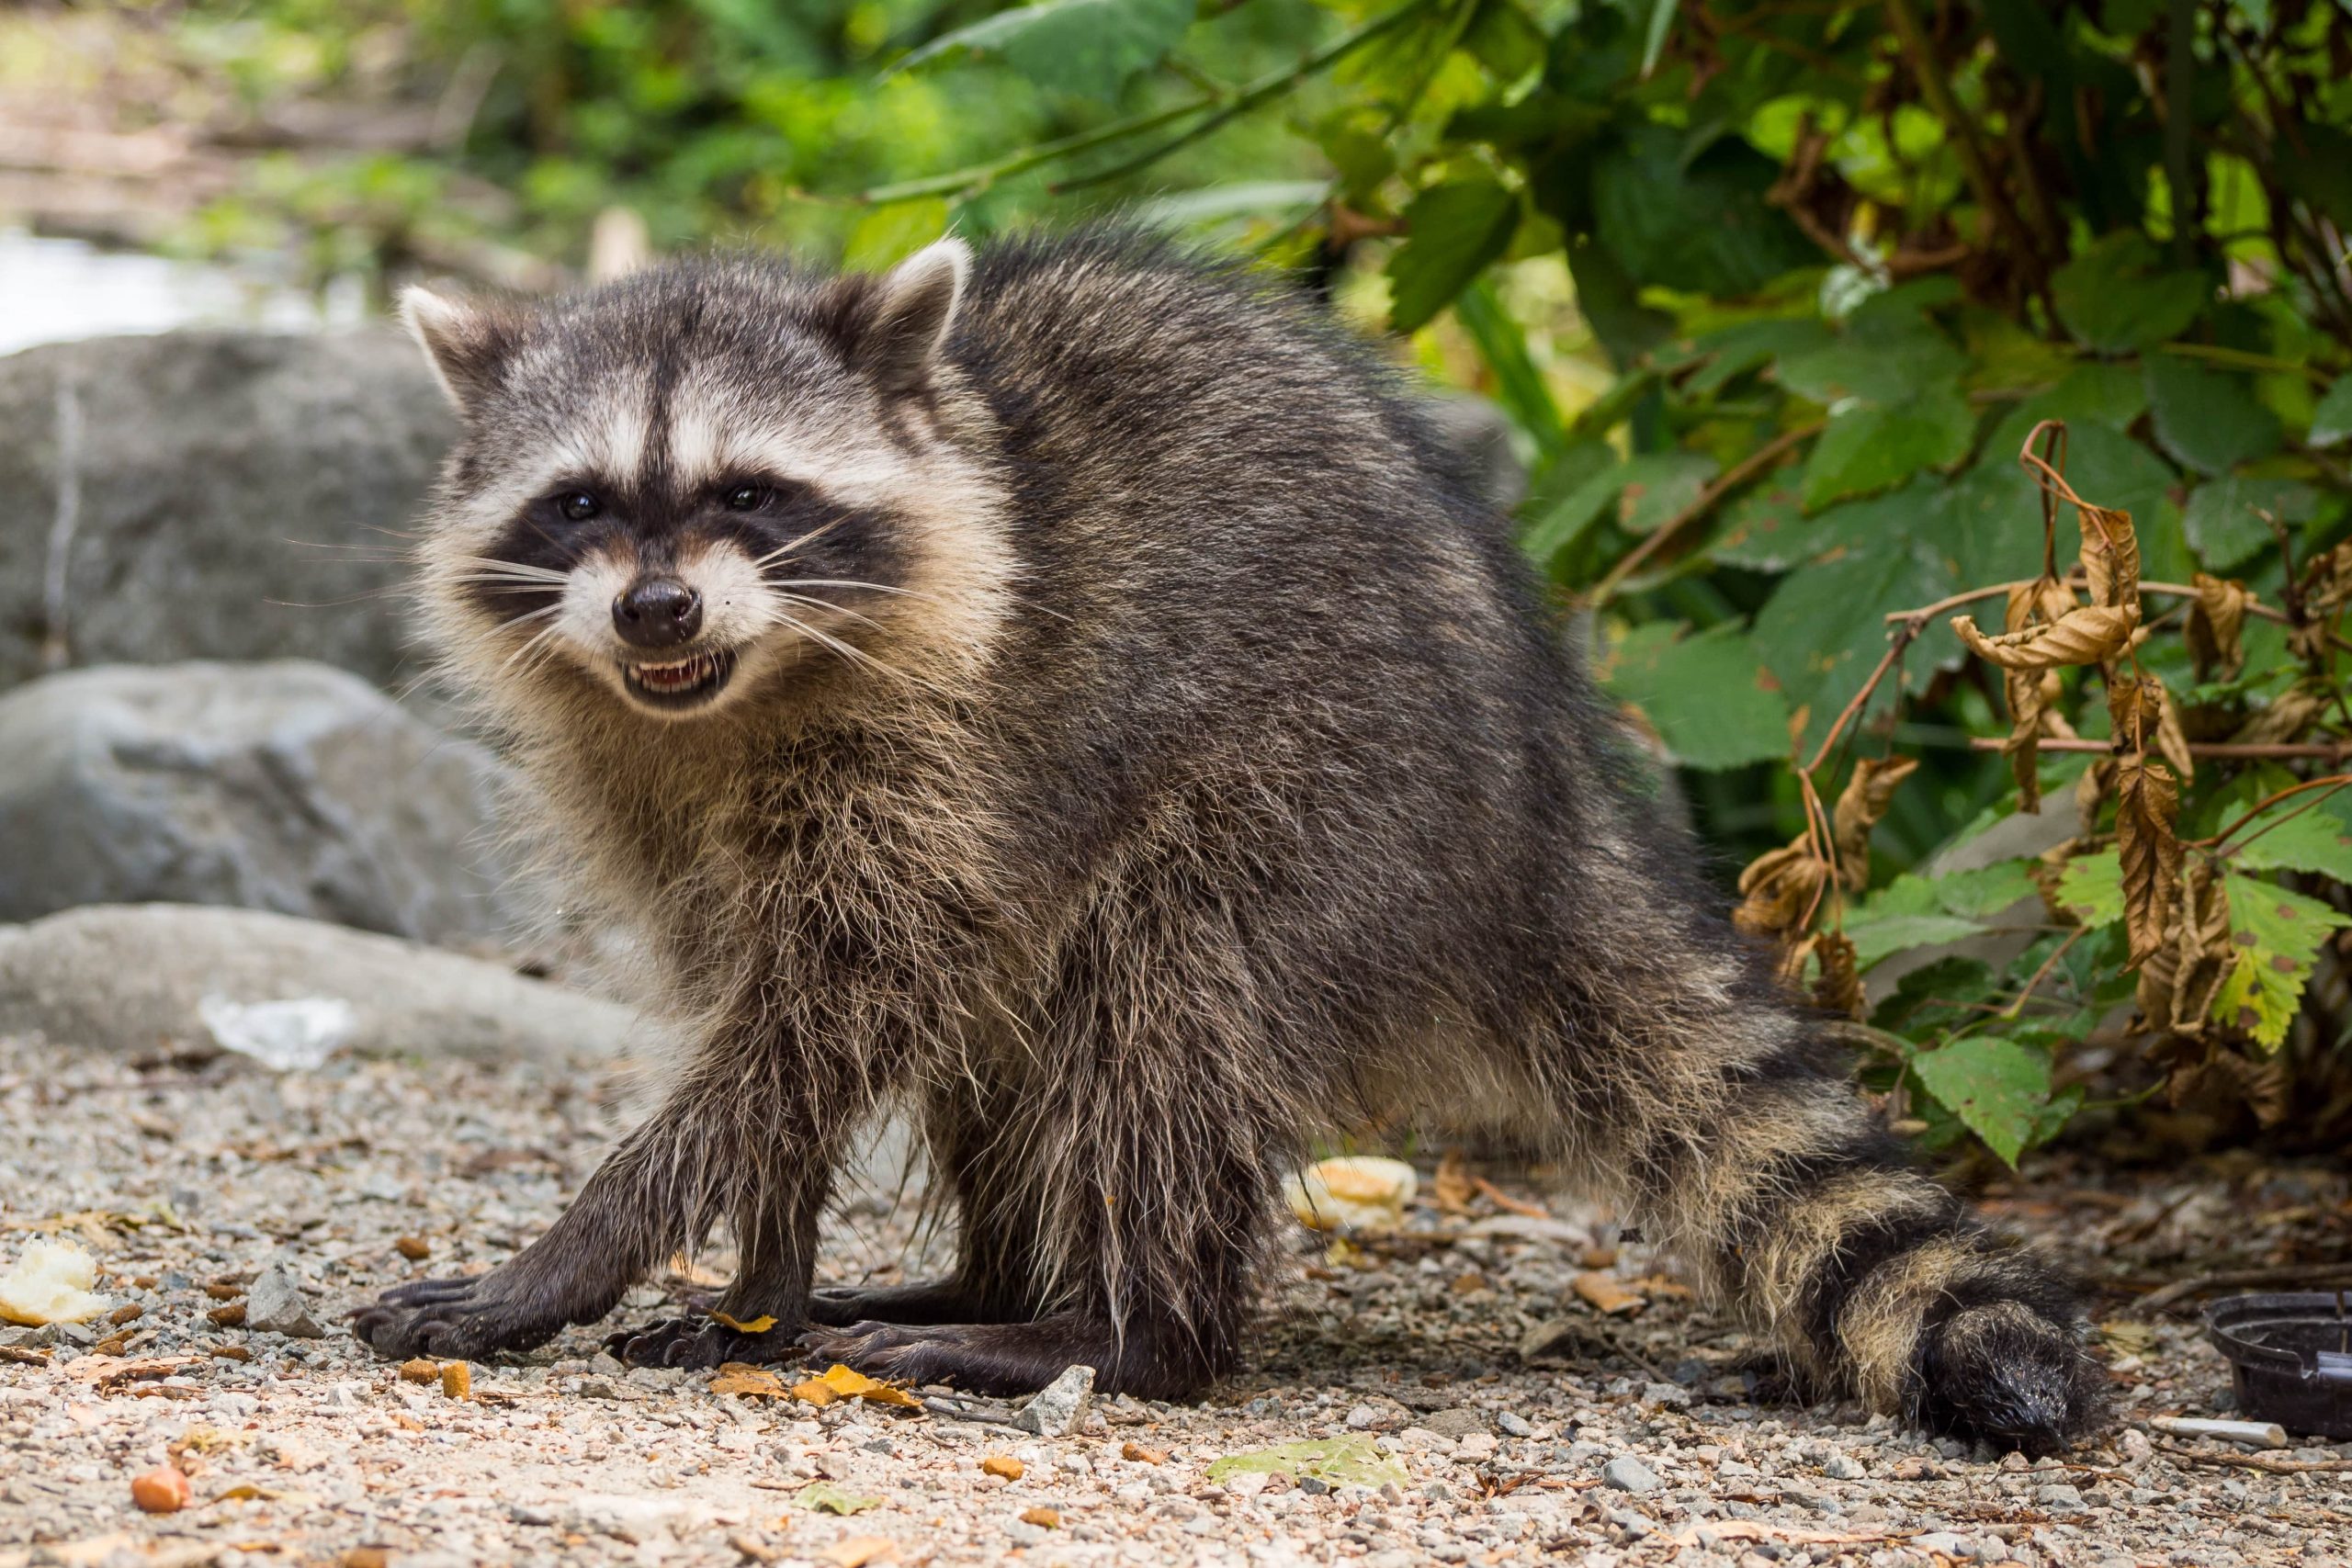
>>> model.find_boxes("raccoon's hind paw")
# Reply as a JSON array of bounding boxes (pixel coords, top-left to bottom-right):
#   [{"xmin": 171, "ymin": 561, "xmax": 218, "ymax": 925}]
[{"xmin": 1910, "ymin": 1301, "xmax": 2110, "ymax": 1457}]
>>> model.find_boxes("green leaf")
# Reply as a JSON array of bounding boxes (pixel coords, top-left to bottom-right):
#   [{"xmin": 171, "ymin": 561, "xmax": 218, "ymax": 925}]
[
  {"xmin": 1205, "ymin": 1438, "xmax": 1408, "ymax": 1491},
  {"xmin": 2232, "ymin": 794, "xmax": 2352, "ymax": 884},
  {"xmin": 1847, "ymin": 914, "xmax": 1994, "ymax": 968},
  {"xmin": 1589, "ymin": 125, "xmax": 1815, "ymax": 298},
  {"xmin": 841, "ymin": 198, "xmax": 949, "ymax": 271},
  {"xmin": 1389, "ymin": 179, "xmax": 1520, "ymax": 333},
  {"xmin": 1986, "ymin": 362, "xmax": 2149, "ymax": 457},
  {"xmin": 1779, "ymin": 324, "xmax": 1965, "ymax": 408},
  {"xmin": 2051, "ymin": 233, "xmax": 2209, "ymax": 352},
  {"xmin": 1753, "ymin": 521, "xmax": 1955, "ymax": 754},
  {"xmin": 795, "ymin": 1482, "xmax": 880, "ymax": 1516},
  {"xmin": 1679, "ymin": 318, "xmax": 1834, "ymax": 398},
  {"xmin": 2312, "ymin": 375, "xmax": 2352, "ymax": 447},
  {"xmin": 1565, "ymin": 240, "xmax": 1673, "ymax": 368},
  {"xmin": 1639, "ymin": 0, "xmax": 1680, "ymax": 76},
  {"xmin": 1709, "ymin": 479, "xmax": 1810, "ymax": 571},
  {"xmin": 1614, "ymin": 450, "xmax": 1718, "ymax": 535},
  {"xmin": 1800, "ymin": 388, "xmax": 1973, "ymax": 510},
  {"xmin": 1908, "ymin": 1036, "xmax": 2053, "ymax": 1168},
  {"xmin": 2053, "ymin": 852, "xmax": 2123, "ymax": 927},
  {"xmin": 2212, "ymin": 874, "xmax": 2352, "ymax": 1049},
  {"xmin": 2183, "ymin": 477, "xmax": 2317, "ymax": 570},
  {"xmin": 1518, "ymin": 440, "xmax": 1621, "ymax": 568},
  {"xmin": 1602, "ymin": 622, "xmax": 1791, "ymax": 771},
  {"xmin": 1454, "ymin": 277, "xmax": 1563, "ymax": 457},
  {"xmin": 2144, "ymin": 355, "xmax": 2284, "ymax": 477},
  {"xmin": 895, "ymin": 0, "xmax": 1194, "ymax": 97}
]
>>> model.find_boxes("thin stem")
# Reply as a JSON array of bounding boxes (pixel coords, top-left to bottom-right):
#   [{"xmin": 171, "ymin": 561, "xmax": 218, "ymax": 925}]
[
  {"xmin": 2156, "ymin": 341, "xmax": 2335, "ymax": 386},
  {"xmin": 1967, "ymin": 738, "xmax": 2352, "ymax": 761},
  {"xmin": 1048, "ymin": 0, "xmax": 1440, "ymax": 195},
  {"xmin": 860, "ymin": 101, "xmax": 1205, "ymax": 205},
  {"xmin": 2197, "ymin": 774, "xmax": 2352, "ymax": 852},
  {"xmin": 1805, "ymin": 623, "xmax": 1920, "ymax": 775},
  {"xmin": 1585, "ymin": 420, "xmax": 1825, "ymax": 611}
]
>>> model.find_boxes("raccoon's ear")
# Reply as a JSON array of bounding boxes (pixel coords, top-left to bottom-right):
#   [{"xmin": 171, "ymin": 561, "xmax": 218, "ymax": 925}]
[
  {"xmin": 399, "ymin": 286, "xmax": 519, "ymax": 416},
  {"xmin": 855, "ymin": 238, "xmax": 969, "ymax": 396}
]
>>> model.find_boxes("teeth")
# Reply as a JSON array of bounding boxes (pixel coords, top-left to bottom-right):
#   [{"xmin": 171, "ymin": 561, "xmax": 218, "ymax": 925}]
[{"xmin": 627, "ymin": 652, "xmax": 724, "ymax": 693}]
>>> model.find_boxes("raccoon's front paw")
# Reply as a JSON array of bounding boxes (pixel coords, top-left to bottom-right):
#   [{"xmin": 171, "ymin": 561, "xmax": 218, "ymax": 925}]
[
  {"xmin": 351, "ymin": 1270, "xmax": 571, "ymax": 1361},
  {"xmin": 1910, "ymin": 1301, "xmax": 2109, "ymax": 1456},
  {"xmin": 606, "ymin": 1315, "xmax": 792, "ymax": 1370}
]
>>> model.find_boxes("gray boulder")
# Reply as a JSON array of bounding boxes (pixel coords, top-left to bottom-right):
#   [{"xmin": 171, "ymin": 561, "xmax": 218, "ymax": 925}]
[
  {"xmin": 0, "ymin": 904, "xmax": 643, "ymax": 1063},
  {"xmin": 0, "ymin": 660, "xmax": 517, "ymax": 946},
  {"xmin": 0, "ymin": 330, "xmax": 452, "ymax": 695}
]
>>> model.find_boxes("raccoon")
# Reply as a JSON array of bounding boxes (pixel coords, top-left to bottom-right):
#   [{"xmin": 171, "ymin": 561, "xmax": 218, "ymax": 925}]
[{"xmin": 353, "ymin": 231, "xmax": 2107, "ymax": 1453}]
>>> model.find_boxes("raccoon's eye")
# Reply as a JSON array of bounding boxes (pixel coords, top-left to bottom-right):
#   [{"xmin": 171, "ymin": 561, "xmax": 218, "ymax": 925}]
[
  {"xmin": 556, "ymin": 491, "xmax": 601, "ymax": 523},
  {"xmin": 722, "ymin": 483, "xmax": 768, "ymax": 513}
]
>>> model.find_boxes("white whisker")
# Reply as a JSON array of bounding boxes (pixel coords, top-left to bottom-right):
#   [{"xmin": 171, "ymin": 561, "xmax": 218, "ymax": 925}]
[
  {"xmin": 748, "ymin": 518, "xmax": 845, "ymax": 571},
  {"xmin": 450, "ymin": 554, "xmax": 570, "ymax": 582}
]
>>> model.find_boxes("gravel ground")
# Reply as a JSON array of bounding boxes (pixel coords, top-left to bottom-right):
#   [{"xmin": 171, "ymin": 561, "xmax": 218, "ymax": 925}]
[{"xmin": 3, "ymin": 1032, "xmax": 2347, "ymax": 1568}]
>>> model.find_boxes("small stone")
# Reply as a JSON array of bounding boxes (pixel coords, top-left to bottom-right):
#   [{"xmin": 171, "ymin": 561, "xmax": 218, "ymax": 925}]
[
  {"xmin": 981, "ymin": 1455, "xmax": 1024, "ymax": 1481},
  {"xmin": 243, "ymin": 1259, "xmax": 323, "ymax": 1337},
  {"xmin": 1496, "ymin": 1411, "xmax": 1533, "ymax": 1438},
  {"xmin": 1823, "ymin": 1450, "xmax": 1866, "ymax": 1480},
  {"xmin": 1602, "ymin": 1455, "xmax": 1660, "ymax": 1494},
  {"xmin": 1297, "ymin": 1474, "xmax": 1332, "ymax": 1495},
  {"xmin": 1019, "ymin": 1506, "xmax": 1060, "ymax": 1529},
  {"xmin": 2118, "ymin": 1428, "xmax": 2153, "ymax": 1467},
  {"xmin": 1421, "ymin": 1407, "xmax": 1486, "ymax": 1438},
  {"xmin": 1012, "ymin": 1363, "xmax": 1094, "ymax": 1437},
  {"xmin": 1345, "ymin": 1403, "xmax": 1382, "ymax": 1429},
  {"xmin": 2035, "ymin": 1482, "xmax": 2085, "ymax": 1511},
  {"xmin": 130, "ymin": 1466, "xmax": 192, "ymax": 1513},
  {"xmin": 1120, "ymin": 1441, "xmax": 1165, "ymax": 1464},
  {"xmin": 1453, "ymin": 1433, "xmax": 1497, "ymax": 1463}
]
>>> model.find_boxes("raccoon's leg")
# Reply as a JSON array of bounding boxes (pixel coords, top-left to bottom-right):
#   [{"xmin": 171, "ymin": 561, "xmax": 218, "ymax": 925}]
[
  {"xmin": 803, "ymin": 909, "xmax": 1275, "ymax": 1399},
  {"xmin": 353, "ymin": 1090, "xmax": 741, "ymax": 1360},
  {"xmin": 1566, "ymin": 975, "xmax": 2107, "ymax": 1454},
  {"xmin": 605, "ymin": 1159, "xmax": 837, "ymax": 1369},
  {"xmin": 808, "ymin": 1077, "xmax": 1047, "ymax": 1328}
]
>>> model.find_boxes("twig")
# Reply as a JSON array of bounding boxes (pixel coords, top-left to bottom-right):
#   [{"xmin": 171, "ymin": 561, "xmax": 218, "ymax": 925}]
[
  {"xmin": 2134, "ymin": 1259, "xmax": 2352, "ymax": 1315},
  {"xmin": 2197, "ymin": 774, "xmax": 2352, "ymax": 852},
  {"xmin": 1968, "ymin": 738, "xmax": 2352, "ymax": 761},
  {"xmin": 1049, "ymin": 0, "xmax": 1438, "ymax": 194},
  {"xmin": 1888, "ymin": 575, "xmax": 2315, "ymax": 634},
  {"xmin": 1883, "ymin": 0, "xmax": 2045, "ymax": 298},
  {"xmin": 1586, "ymin": 420, "xmax": 1825, "ymax": 611},
  {"xmin": 2155, "ymin": 1441, "xmax": 2352, "ymax": 1474},
  {"xmin": 1805, "ymin": 623, "xmax": 1920, "ymax": 775}
]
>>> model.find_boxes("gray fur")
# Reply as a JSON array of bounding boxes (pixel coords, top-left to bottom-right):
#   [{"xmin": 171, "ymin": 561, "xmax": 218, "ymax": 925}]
[{"xmin": 353, "ymin": 231, "xmax": 2105, "ymax": 1452}]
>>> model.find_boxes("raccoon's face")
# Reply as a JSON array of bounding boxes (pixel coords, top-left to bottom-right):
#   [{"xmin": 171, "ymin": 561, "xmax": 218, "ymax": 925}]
[{"xmin": 401, "ymin": 241, "xmax": 1009, "ymax": 721}]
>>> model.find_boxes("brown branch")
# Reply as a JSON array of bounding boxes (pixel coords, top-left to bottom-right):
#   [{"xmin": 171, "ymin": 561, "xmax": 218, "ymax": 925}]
[
  {"xmin": 1969, "ymin": 738, "xmax": 2352, "ymax": 761},
  {"xmin": 1886, "ymin": 576, "xmax": 2314, "ymax": 633},
  {"xmin": 2156, "ymin": 1442, "xmax": 2352, "ymax": 1475},
  {"xmin": 1805, "ymin": 624, "xmax": 1920, "ymax": 775},
  {"xmin": 2133, "ymin": 1258, "xmax": 2352, "ymax": 1314},
  {"xmin": 2196, "ymin": 774, "xmax": 2352, "ymax": 851},
  {"xmin": 1586, "ymin": 421, "xmax": 1825, "ymax": 610}
]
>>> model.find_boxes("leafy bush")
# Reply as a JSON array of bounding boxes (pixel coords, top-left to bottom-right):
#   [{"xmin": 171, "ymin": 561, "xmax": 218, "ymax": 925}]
[{"xmin": 884, "ymin": 0, "xmax": 2352, "ymax": 1164}]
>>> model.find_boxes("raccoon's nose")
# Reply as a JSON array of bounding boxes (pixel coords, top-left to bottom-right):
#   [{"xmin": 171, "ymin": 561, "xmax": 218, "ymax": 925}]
[{"xmin": 613, "ymin": 578, "xmax": 703, "ymax": 649}]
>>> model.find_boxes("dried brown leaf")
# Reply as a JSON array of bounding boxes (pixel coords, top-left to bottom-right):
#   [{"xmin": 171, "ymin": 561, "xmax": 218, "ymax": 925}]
[
  {"xmin": 2230, "ymin": 684, "xmax": 2328, "ymax": 746},
  {"xmin": 2169, "ymin": 859, "xmax": 2234, "ymax": 1034},
  {"xmin": 1431, "ymin": 1149, "xmax": 1475, "ymax": 1215},
  {"xmin": 2073, "ymin": 756, "xmax": 2113, "ymax": 834},
  {"xmin": 1831, "ymin": 756, "xmax": 1917, "ymax": 890},
  {"xmin": 1733, "ymin": 840, "xmax": 1828, "ymax": 942},
  {"xmin": 1810, "ymin": 931, "xmax": 1864, "ymax": 1021},
  {"xmin": 2114, "ymin": 758, "xmax": 2183, "ymax": 970},
  {"xmin": 2186, "ymin": 573, "xmax": 2251, "ymax": 682},
  {"xmin": 1951, "ymin": 604, "xmax": 2138, "ymax": 671},
  {"xmin": 711, "ymin": 1364, "xmax": 788, "ymax": 1399},
  {"xmin": 1573, "ymin": 1271, "xmax": 1645, "ymax": 1315},
  {"xmin": 2078, "ymin": 504, "xmax": 2141, "ymax": 613},
  {"xmin": 2301, "ymin": 538, "xmax": 2352, "ymax": 616}
]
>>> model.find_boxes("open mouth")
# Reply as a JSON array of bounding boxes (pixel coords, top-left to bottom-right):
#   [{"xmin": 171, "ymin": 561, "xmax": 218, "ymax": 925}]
[{"xmin": 619, "ymin": 648, "xmax": 738, "ymax": 710}]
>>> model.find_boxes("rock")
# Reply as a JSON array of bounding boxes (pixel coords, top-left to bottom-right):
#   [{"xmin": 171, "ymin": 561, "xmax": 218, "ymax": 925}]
[
  {"xmin": 1011, "ymin": 1364, "xmax": 1094, "ymax": 1438},
  {"xmin": 1496, "ymin": 1412, "xmax": 1533, "ymax": 1438},
  {"xmin": 1823, "ymin": 1450, "xmax": 1867, "ymax": 1480},
  {"xmin": 0, "ymin": 904, "xmax": 642, "ymax": 1063},
  {"xmin": 1601, "ymin": 1455, "xmax": 1660, "ymax": 1494},
  {"xmin": 1452, "ymin": 1433, "xmax": 1497, "ymax": 1464},
  {"xmin": 0, "ymin": 331, "xmax": 454, "ymax": 697},
  {"xmin": 0, "ymin": 660, "xmax": 519, "ymax": 946},
  {"xmin": 2034, "ymin": 1482, "xmax": 2085, "ymax": 1512},
  {"xmin": 244, "ymin": 1259, "xmax": 323, "ymax": 1337},
  {"xmin": 1420, "ymin": 1408, "xmax": 1487, "ymax": 1438}
]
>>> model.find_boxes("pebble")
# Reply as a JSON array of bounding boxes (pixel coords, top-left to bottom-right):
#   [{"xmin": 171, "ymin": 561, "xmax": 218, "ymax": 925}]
[
  {"xmin": 1823, "ymin": 1450, "xmax": 1866, "ymax": 1480},
  {"xmin": 1602, "ymin": 1455, "xmax": 1661, "ymax": 1494},
  {"xmin": 243, "ymin": 1258, "xmax": 324, "ymax": 1337},
  {"xmin": 1496, "ymin": 1411, "xmax": 1532, "ymax": 1438},
  {"xmin": 1011, "ymin": 1363, "xmax": 1094, "ymax": 1437}
]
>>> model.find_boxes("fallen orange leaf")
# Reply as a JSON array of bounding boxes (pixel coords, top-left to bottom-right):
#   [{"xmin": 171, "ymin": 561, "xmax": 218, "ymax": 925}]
[
  {"xmin": 817, "ymin": 1363, "xmax": 921, "ymax": 1408},
  {"xmin": 1573, "ymin": 1271, "xmax": 1645, "ymax": 1315},
  {"xmin": 711, "ymin": 1364, "xmax": 788, "ymax": 1398},
  {"xmin": 712, "ymin": 1311, "xmax": 778, "ymax": 1334}
]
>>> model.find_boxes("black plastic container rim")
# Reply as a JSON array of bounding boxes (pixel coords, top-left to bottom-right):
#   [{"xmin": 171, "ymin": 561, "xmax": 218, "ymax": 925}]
[{"xmin": 2204, "ymin": 1292, "xmax": 2352, "ymax": 1384}]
